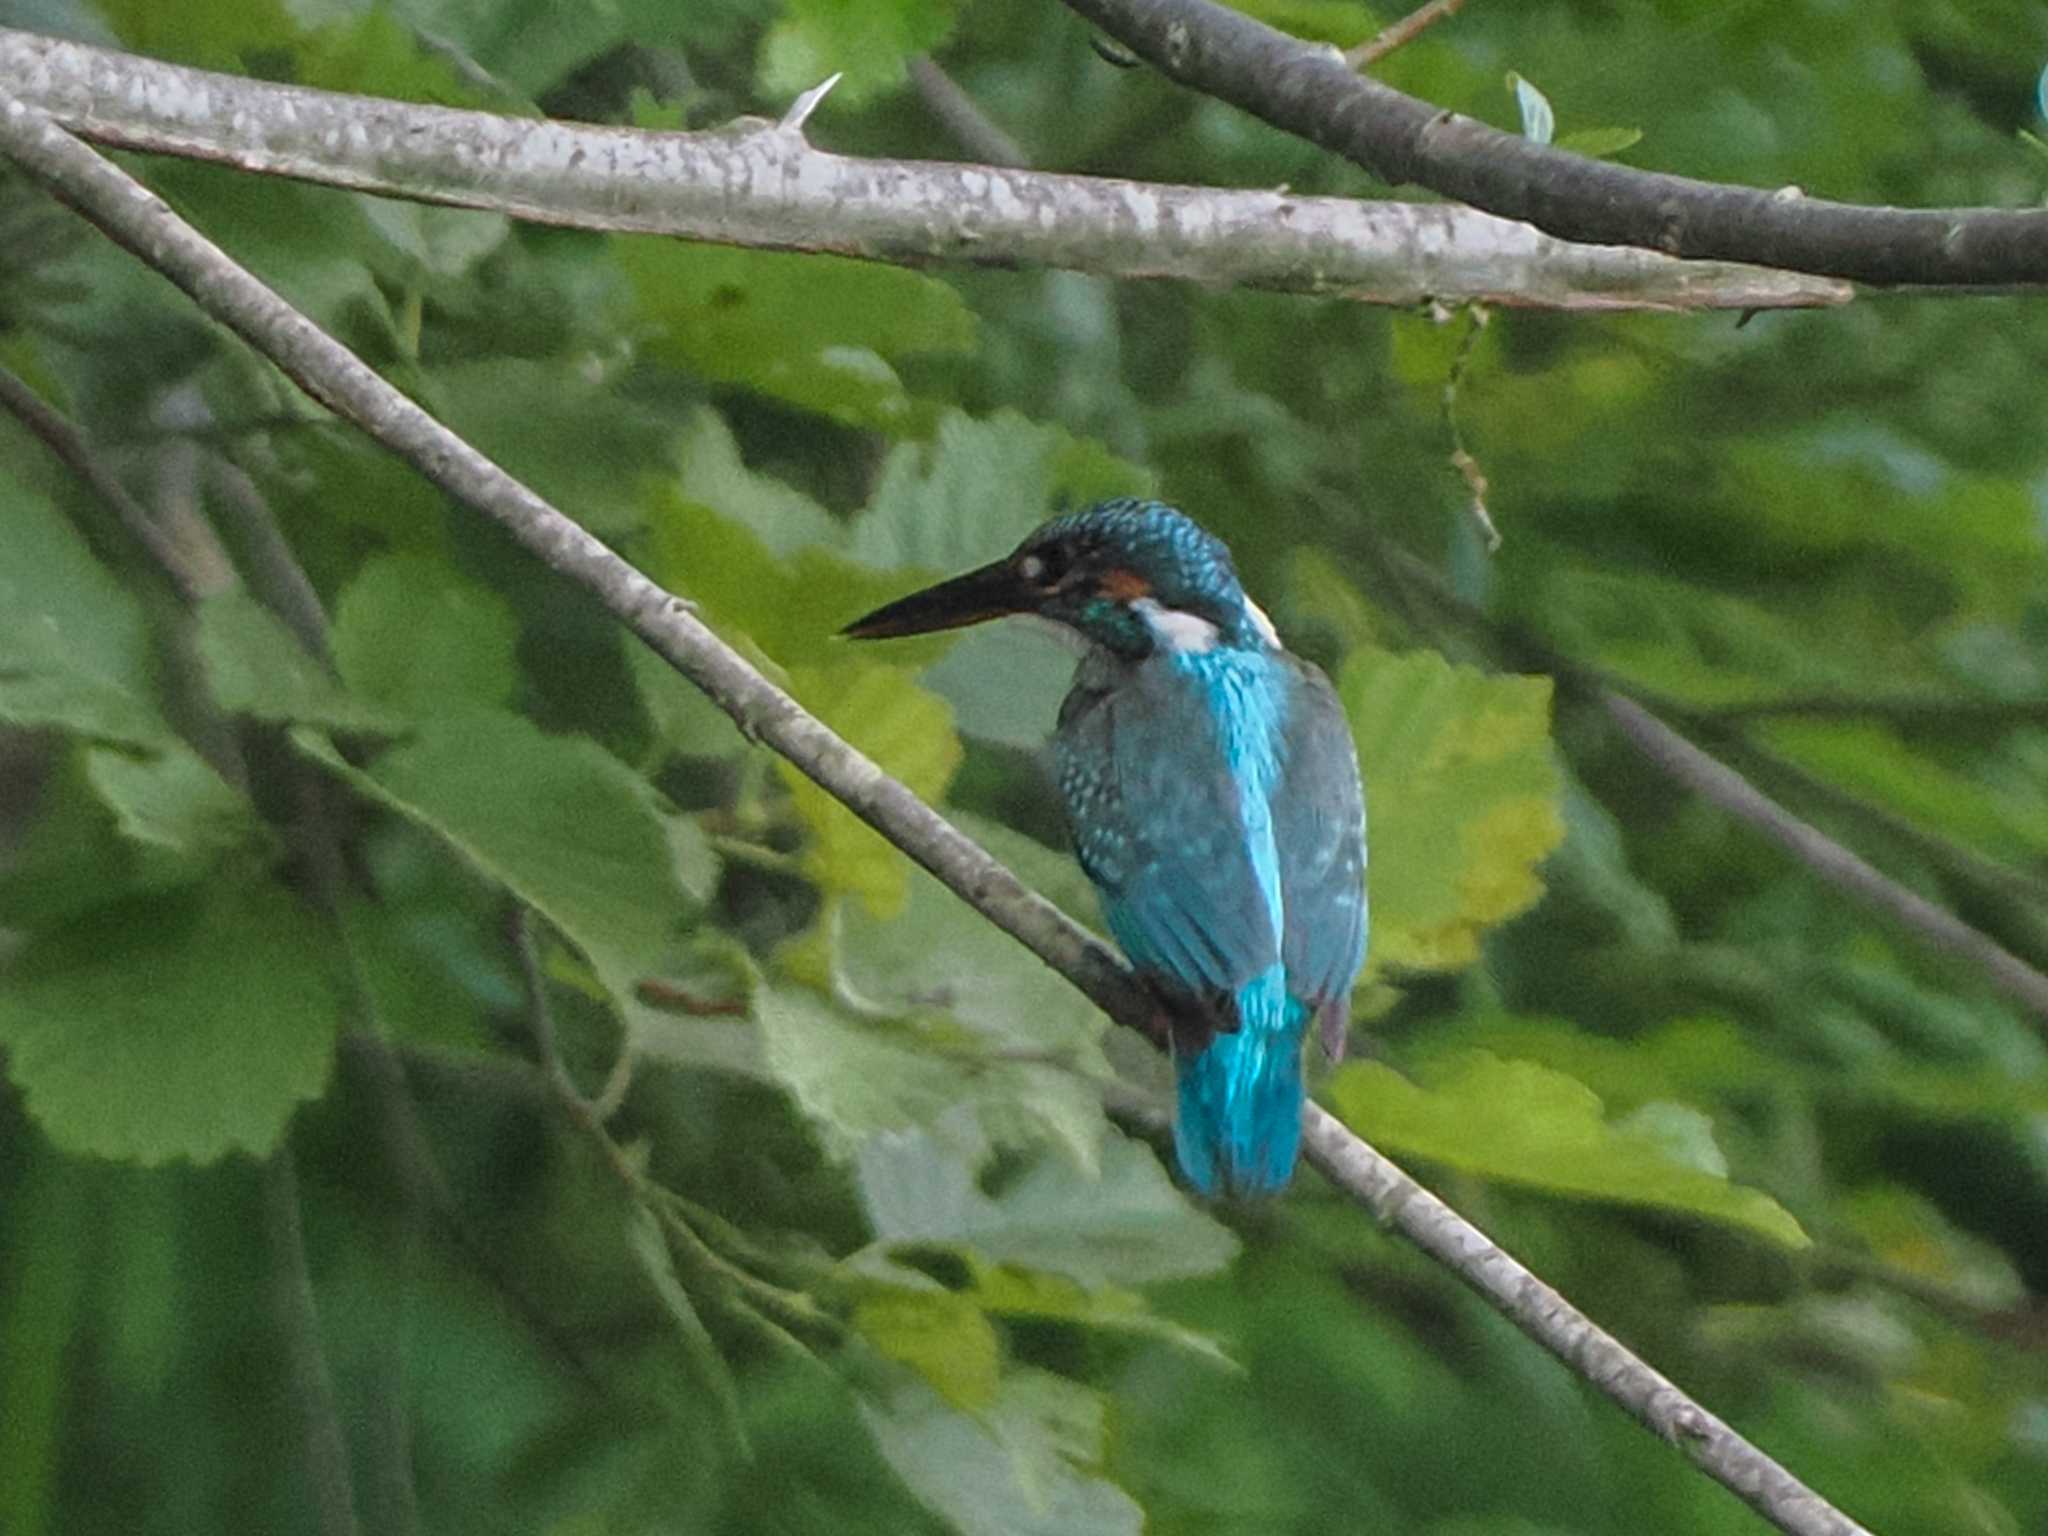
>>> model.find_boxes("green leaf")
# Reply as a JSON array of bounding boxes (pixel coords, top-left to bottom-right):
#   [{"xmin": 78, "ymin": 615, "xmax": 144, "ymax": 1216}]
[
  {"xmin": 1760, "ymin": 718, "xmax": 2048, "ymax": 862},
  {"xmin": 1223, "ymin": 0, "xmax": 1376, "ymax": 44},
  {"xmin": 673, "ymin": 408, "xmax": 843, "ymax": 557},
  {"xmin": 0, "ymin": 465, "xmax": 172, "ymax": 747},
  {"xmin": 1408, "ymin": 1013, "xmax": 1775, "ymax": 1113},
  {"xmin": 331, "ymin": 554, "xmax": 520, "ymax": 718},
  {"xmin": 293, "ymin": 6, "xmax": 495, "ymax": 106},
  {"xmin": 1279, "ymin": 546, "xmax": 1392, "ymax": 659},
  {"xmin": 0, "ymin": 750, "xmax": 159, "ymax": 929},
  {"xmin": 625, "ymin": 935, "xmax": 767, "ymax": 1081},
  {"xmin": 960, "ymin": 1261, "xmax": 1234, "ymax": 1369},
  {"xmin": 853, "ymin": 1288, "xmax": 1002, "ymax": 1412},
  {"xmin": 1555, "ymin": 125, "xmax": 1644, "ymax": 159},
  {"xmin": 1327, "ymin": 1052, "xmax": 1809, "ymax": 1247},
  {"xmin": 151, "ymin": 160, "xmax": 390, "ymax": 332},
  {"xmin": 1340, "ymin": 648, "xmax": 1564, "ymax": 972},
  {"xmin": 1542, "ymin": 774, "xmax": 1677, "ymax": 949},
  {"xmin": 858, "ymin": 1122, "xmax": 1239, "ymax": 1288},
  {"xmin": 758, "ymin": 0, "xmax": 960, "ymax": 106},
  {"xmin": 1838, "ymin": 1184, "xmax": 2022, "ymax": 1310},
  {"xmin": 861, "ymin": 1371, "xmax": 1142, "ymax": 1536},
  {"xmin": 641, "ymin": 482, "xmax": 937, "ymax": 673},
  {"xmin": 848, "ymin": 409, "xmax": 1153, "ymax": 573},
  {"xmin": 427, "ymin": 359, "xmax": 675, "ymax": 534},
  {"xmin": 627, "ymin": 639, "xmax": 749, "ymax": 761},
  {"xmin": 293, "ymin": 711, "xmax": 691, "ymax": 998},
  {"xmin": 754, "ymin": 984, "xmax": 989, "ymax": 1156},
  {"xmin": 838, "ymin": 813, "xmax": 1113, "ymax": 1163},
  {"xmin": 94, "ymin": 0, "xmax": 299, "ymax": 68},
  {"xmin": 0, "ymin": 876, "xmax": 343, "ymax": 1163},
  {"xmin": 197, "ymin": 590, "xmax": 396, "ymax": 732},
  {"xmin": 1528, "ymin": 562, "xmax": 1848, "ymax": 705},
  {"xmin": 780, "ymin": 660, "xmax": 962, "ymax": 919},
  {"xmin": 84, "ymin": 744, "xmax": 266, "ymax": 873},
  {"xmin": 357, "ymin": 201, "xmax": 510, "ymax": 282},
  {"xmin": 618, "ymin": 242, "xmax": 973, "ymax": 428}
]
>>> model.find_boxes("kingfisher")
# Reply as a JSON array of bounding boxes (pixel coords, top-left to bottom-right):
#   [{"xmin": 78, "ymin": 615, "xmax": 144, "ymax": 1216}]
[{"xmin": 843, "ymin": 499, "xmax": 1367, "ymax": 1196}]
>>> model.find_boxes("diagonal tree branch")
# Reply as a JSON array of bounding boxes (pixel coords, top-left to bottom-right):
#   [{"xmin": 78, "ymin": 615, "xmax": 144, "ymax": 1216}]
[
  {"xmin": 0, "ymin": 27, "xmax": 1844, "ymax": 313},
  {"xmin": 1604, "ymin": 693, "xmax": 2048, "ymax": 1019},
  {"xmin": 0, "ymin": 361, "xmax": 232, "ymax": 604},
  {"xmin": 1363, "ymin": 532, "xmax": 2048, "ymax": 1024},
  {"xmin": 1346, "ymin": 0, "xmax": 1472, "ymax": 69},
  {"xmin": 1061, "ymin": 0, "xmax": 2048, "ymax": 287},
  {"xmin": 0, "ymin": 89, "xmax": 1870, "ymax": 1536}
]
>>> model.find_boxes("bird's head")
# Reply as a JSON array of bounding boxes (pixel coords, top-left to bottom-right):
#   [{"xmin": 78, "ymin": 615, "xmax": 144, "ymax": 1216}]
[{"xmin": 841, "ymin": 499, "xmax": 1277, "ymax": 659}]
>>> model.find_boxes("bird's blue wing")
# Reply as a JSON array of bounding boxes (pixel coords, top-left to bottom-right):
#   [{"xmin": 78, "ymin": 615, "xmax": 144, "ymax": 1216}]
[
  {"xmin": 1053, "ymin": 659, "xmax": 1279, "ymax": 1031},
  {"xmin": 1272, "ymin": 659, "xmax": 1367, "ymax": 1059}
]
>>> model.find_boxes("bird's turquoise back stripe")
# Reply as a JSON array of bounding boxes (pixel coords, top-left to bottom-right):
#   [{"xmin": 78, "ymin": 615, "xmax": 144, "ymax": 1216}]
[{"xmin": 1169, "ymin": 650, "xmax": 1304, "ymax": 1195}]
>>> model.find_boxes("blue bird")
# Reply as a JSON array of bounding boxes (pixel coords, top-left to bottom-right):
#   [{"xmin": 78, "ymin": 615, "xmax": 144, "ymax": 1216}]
[{"xmin": 843, "ymin": 499, "xmax": 1367, "ymax": 1196}]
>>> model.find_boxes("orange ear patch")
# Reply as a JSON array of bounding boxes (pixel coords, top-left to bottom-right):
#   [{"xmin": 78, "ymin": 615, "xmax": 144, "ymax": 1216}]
[{"xmin": 1098, "ymin": 566, "xmax": 1152, "ymax": 602}]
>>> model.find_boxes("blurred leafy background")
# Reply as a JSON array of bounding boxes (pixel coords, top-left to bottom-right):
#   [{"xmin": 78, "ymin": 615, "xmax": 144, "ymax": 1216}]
[{"xmin": 5, "ymin": 0, "xmax": 2048, "ymax": 1532}]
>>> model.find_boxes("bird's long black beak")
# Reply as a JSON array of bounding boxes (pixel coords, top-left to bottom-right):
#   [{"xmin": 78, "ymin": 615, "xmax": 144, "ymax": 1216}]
[{"xmin": 840, "ymin": 558, "xmax": 1029, "ymax": 639}]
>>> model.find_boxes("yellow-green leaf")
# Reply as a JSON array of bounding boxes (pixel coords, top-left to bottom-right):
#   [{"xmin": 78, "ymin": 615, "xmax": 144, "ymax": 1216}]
[
  {"xmin": 1328, "ymin": 1052, "xmax": 1808, "ymax": 1248},
  {"xmin": 1554, "ymin": 126, "xmax": 1643, "ymax": 159},
  {"xmin": 1341, "ymin": 648, "xmax": 1564, "ymax": 971},
  {"xmin": 854, "ymin": 1288, "xmax": 1002, "ymax": 1412},
  {"xmin": 781, "ymin": 660, "xmax": 962, "ymax": 919}
]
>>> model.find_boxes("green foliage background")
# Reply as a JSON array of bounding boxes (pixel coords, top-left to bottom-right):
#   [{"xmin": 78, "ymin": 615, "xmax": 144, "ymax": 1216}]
[{"xmin": 5, "ymin": 0, "xmax": 2048, "ymax": 1531}]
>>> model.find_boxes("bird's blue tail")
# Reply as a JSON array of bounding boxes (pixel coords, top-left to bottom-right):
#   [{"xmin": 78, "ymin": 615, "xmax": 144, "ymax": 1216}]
[{"xmin": 1172, "ymin": 968, "xmax": 1306, "ymax": 1196}]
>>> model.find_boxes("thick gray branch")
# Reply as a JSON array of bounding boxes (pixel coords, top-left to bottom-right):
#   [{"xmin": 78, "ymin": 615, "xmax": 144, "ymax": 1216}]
[
  {"xmin": 0, "ymin": 89, "xmax": 1870, "ymax": 1536},
  {"xmin": 1063, "ymin": 0, "xmax": 2048, "ymax": 287},
  {"xmin": 0, "ymin": 27, "xmax": 1844, "ymax": 312}
]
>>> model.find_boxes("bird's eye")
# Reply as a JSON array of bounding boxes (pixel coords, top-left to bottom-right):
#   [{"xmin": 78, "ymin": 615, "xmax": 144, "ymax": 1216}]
[{"xmin": 1019, "ymin": 545, "xmax": 1068, "ymax": 589}]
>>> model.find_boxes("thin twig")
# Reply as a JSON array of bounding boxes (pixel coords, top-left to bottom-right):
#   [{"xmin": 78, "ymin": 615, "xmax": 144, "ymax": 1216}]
[
  {"xmin": 1437, "ymin": 302, "xmax": 1499, "ymax": 551},
  {"xmin": 511, "ymin": 906, "xmax": 828, "ymax": 1404},
  {"xmin": 0, "ymin": 359, "xmax": 228, "ymax": 603},
  {"xmin": 204, "ymin": 453, "xmax": 333, "ymax": 660},
  {"xmin": 508, "ymin": 907, "xmax": 590, "ymax": 1116},
  {"xmin": 1603, "ymin": 693, "xmax": 2048, "ymax": 1020},
  {"xmin": 909, "ymin": 55, "xmax": 1030, "ymax": 167},
  {"xmin": 1299, "ymin": 1109, "xmax": 1864, "ymax": 1536},
  {"xmin": 261, "ymin": 1148, "xmax": 362, "ymax": 1536},
  {"xmin": 1697, "ymin": 693, "xmax": 2048, "ymax": 730},
  {"xmin": 1346, "ymin": 0, "xmax": 1470, "ymax": 68},
  {"xmin": 0, "ymin": 28, "xmax": 1847, "ymax": 313},
  {"xmin": 1718, "ymin": 733, "xmax": 2048, "ymax": 914},
  {"xmin": 1363, "ymin": 530, "xmax": 2048, "ymax": 1028}
]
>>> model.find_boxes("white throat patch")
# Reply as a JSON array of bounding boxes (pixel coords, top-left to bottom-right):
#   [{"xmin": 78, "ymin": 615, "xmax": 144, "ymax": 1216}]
[{"xmin": 1133, "ymin": 597, "xmax": 1222, "ymax": 654}]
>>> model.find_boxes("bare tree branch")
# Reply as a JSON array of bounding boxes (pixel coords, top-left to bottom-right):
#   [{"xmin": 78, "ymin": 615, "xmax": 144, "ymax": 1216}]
[
  {"xmin": 0, "ymin": 360, "xmax": 231, "ymax": 604},
  {"xmin": 261, "ymin": 1148, "xmax": 361, "ymax": 1536},
  {"xmin": 0, "ymin": 27, "xmax": 1845, "ymax": 313},
  {"xmin": 1301, "ymin": 1107, "xmax": 1865, "ymax": 1535},
  {"xmin": 1698, "ymin": 692, "xmax": 2048, "ymax": 730},
  {"xmin": 0, "ymin": 89, "xmax": 1872, "ymax": 1536},
  {"xmin": 1061, "ymin": 0, "xmax": 2048, "ymax": 287},
  {"xmin": 1604, "ymin": 693, "xmax": 2048, "ymax": 1019},
  {"xmin": 1347, "ymin": 0, "xmax": 1471, "ymax": 69},
  {"xmin": 1364, "ymin": 532, "xmax": 2048, "ymax": 1025},
  {"xmin": 909, "ymin": 54, "xmax": 1030, "ymax": 168}
]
